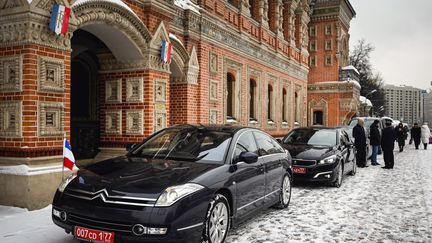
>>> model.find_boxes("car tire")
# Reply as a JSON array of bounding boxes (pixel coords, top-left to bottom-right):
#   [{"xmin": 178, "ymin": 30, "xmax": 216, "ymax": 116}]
[
  {"xmin": 203, "ymin": 194, "xmax": 230, "ymax": 243},
  {"xmin": 275, "ymin": 174, "xmax": 291, "ymax": 209},
  {"xmin": 332, "ymin": 163, "xmax": 343, "ymax": 188},
  {"xmin": 349, "ymin": 159, "xmax": 357, "ymax": 176}
]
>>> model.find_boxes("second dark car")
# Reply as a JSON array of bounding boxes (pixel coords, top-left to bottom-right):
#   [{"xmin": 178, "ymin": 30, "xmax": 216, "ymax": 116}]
[{"xmin": 280, "ymin": 127, "xmax": 356, "ymax": 187}]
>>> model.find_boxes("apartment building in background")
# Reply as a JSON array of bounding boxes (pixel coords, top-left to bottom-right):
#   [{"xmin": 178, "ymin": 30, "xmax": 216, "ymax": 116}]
[{"xmin": 383, "ymin": 84, "xmax": 423, "ymax": 125}]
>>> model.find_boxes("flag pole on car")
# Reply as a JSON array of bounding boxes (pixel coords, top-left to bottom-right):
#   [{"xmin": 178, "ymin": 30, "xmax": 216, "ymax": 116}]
[{"xmin": 62, "ymin": 133, "xmax": 76, "ymax": 181}]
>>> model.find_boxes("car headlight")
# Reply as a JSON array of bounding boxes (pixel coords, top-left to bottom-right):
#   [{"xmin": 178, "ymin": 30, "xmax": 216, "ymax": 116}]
[
  {"xmin": 155, "ymin": 183, "xmax": 204, "ymax": 207},
  {"xmin": 318, "ymin": 155, "xmax": 337, "ymax": 165},
  {"xmin": 58, "ymin": 172, "xmax": 77, "ymax": 193}
]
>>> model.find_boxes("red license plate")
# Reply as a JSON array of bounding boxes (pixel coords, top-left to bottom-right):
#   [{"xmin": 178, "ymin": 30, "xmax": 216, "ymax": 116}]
[
  {"xmin": 74, "ymin": 226, "xmax": 115, "ymax": 243},
  {"xmin": 293, "ymin": 167, "xmax": 306, "ymax": 174}
]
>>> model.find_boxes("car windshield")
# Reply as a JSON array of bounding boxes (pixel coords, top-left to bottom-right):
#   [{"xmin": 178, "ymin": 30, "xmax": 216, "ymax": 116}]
[
  {"xmin": 283, "ymin": 129, "xmax": 337, "ymax": 147},
  {"xmin": 130, "ymin": 127, "xmax": 232, "ymax": 164}
]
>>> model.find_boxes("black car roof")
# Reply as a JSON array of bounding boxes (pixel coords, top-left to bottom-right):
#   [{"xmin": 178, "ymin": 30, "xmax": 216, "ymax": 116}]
[
  {"xmin": 172, "ymin": 124, "xmax": 247, "ymax": 134},
  {"xmin": 293, "ymin": 126, "xmax": 340, "ymax": 130}
]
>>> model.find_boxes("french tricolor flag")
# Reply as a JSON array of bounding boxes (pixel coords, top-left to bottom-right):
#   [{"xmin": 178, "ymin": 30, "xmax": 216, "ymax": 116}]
[
  {"xmin": 160, "ymin": 40, "xmax": 173, "ymax": 63},
  {"xmin": 63, "ymin": 137, "xmax": 76, "ymax": 171},
  {"xmin": 49, "ymin": 4, "xmax": 71, "ymax": 35}
]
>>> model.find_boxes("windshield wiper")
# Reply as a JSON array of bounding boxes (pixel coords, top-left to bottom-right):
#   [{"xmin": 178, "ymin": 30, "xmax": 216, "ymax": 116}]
[{"xmin": 164, "ymin": 132, "xmax": 191, "ymax": 160}]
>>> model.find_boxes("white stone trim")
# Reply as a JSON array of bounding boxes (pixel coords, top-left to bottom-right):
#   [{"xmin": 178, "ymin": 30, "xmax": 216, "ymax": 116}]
[
  {"xmin": 0, "ymin": 101, "xmax": 22, "ymax": 138},
  {"xmin": 105, "ymin": 79, "xmax": 122, "ymax": 103},
  {"xmin": 0, "ymin": 55, "xmax": 22, "ymax": 92},
  {"xmin": 38, "ymin": 56, "xmax": 65, "ymax": 93},
  {"xmin": 38, "ymin": 101, "xmax": 64, "ymax": 137},
  {"xmin": 125, "ymin": 77, "xmax": 143, "ymax": 103},
  {"xmin": 125, "ymin": 110, "xmax": 143, "ymax": 135},
  {"xmin": 154, "ymin": 79, "xmax": 167, "ymax": 102},
  {"xmin": 105, "ymin": 110, "xmax": 122, "ymax": 135}
]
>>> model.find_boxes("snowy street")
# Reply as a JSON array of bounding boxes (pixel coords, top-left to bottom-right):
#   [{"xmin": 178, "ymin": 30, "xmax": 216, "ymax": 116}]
[{"xmin": 2, "ymin": 146, "xmax": 432, "ymax": 243}]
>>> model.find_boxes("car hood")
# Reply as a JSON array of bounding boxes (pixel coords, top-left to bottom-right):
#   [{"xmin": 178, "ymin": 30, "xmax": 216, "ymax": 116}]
[
  {"xmin": 66, "ymin": 156, "xmax": 219, "ymax": 199},
  {"xmin": 282, "ymin": 144, "xmax": 335, "ymax": 161}
]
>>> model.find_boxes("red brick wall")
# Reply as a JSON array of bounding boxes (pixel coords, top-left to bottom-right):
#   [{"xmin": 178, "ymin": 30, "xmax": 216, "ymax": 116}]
[{"xmin": 0, "ymin": 45, "xmax": 70, "ymax": 157}]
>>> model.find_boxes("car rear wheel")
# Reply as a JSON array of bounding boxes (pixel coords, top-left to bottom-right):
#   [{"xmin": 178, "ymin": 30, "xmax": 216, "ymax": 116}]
[
  {"xmin": 204, "ymin": 194, "xmax": 230, "ymax": 243},
  {"xmin": 275, "ymin": 174, "xmax": 291, "ymax": 209},
  {"xmin": 332, "ymin": 163, "xmax": 343, "ymax": 188}
]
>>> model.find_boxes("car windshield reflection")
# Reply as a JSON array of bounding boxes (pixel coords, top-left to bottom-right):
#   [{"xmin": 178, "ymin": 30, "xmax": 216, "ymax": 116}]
[
  {"xmin": 283, "ymin": 129, "xmax": 336, "ymax": 147},
  {"xmin": 130, "ymin": 127, "xmax": 232, "ymax": 164}
]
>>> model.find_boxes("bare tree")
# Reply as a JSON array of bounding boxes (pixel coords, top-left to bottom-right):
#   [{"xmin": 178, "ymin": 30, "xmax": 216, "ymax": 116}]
[{"xmin": 350, "ymin": 39, "xmax": 386, "ymax": 116}]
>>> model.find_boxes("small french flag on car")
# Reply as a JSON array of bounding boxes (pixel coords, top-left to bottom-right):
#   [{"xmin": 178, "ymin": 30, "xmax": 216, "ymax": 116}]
[
  {"xmin": 160, "ymin": 40, "xmax": 172, "ymax": 63},
  {"xmin": 49, "ymin": 4, "xmax": 71, "ymax": 35},
  {"xmin": 63, "ymin": 136, "xmax": 76, "ymax": 171}
]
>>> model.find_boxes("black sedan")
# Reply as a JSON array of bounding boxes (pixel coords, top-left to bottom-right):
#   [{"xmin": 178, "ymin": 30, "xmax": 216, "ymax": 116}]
[
  {"xmin": 52, "ymin": 125, "xmax": 293, "ymax": 243},
  {"xmin": 280, "ymin": 127, "xmax": 356, "ymax": 187}
]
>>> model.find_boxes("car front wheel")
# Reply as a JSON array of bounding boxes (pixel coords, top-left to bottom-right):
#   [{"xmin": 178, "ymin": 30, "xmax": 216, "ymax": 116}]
[
  {"xmin": 204, "ymin": 194, "xmax": 230, "ymax": 243},
  {"xmin": 332, "ymin": 163, "xmax": 344, "ymax": 188},
  {"xmin": 275, "ymin": 174, "xmax": 291, "ymax": 209}
]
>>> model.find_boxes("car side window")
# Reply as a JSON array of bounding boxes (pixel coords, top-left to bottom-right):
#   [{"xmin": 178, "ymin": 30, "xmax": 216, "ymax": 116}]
[
  {"xmin": 253, "ymin": 132, "xmax": 284, "ymax": 156},
  {"xmin": 233, "ymin": 131, "xmax": 258, "ymax": 161}
]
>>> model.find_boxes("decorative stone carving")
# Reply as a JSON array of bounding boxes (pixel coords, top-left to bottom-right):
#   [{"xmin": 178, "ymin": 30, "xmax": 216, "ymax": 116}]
[
  {"xmin": 0, "ymin": 101, "xmax": 21, "ymax": 137},
  {"xmin": 105, "ymin": 79, "xmax": 122, "ymax": 103},
  {"xmin": 0, "ymin": 17, "xmax": 72, "ymax": 51},
  {"xmin": 209, "ymin": 80, "xmax": 218, "ymax": 102},
  {"xmin": 209, "ymin": 51, "xmax": 218, "ymax": 73},
  {"xmin": 126, "ymin": 110, "xmax": 143, "ymax": 135},
  {"xmin": 209, "ymin": 109, "xmax": 218, "ymax": 125},
  {"xmin": 154, "ymin": 111, "xmax": 166, "ymax": 132},
  {"xmin": 105, "ymin": 110, "xmax": 122, "ymax": 135},
  {"xmin": 36, "ymin": 0, "xmax": 56, "ymax": 11},
  {"xmin": 0, "ymin": 55, "xmax": 22, "ymax": 92},
  {"xmin": 185, "ymin": 46, "xmax": 199, "ymax": 84},
  {"xmin": 199, "ymin": 17, "xmax": 308, "ymax": 80},
  {"xmin": 38, "ymin": 56, "xmax": 64, "ymax": 92},
  {"xmin": 0, "ymin": 0, "xmax": 23, "ymax": 9},
  {"xmin": 309, "ymin": 99, "xmax": 328, "ymax": 126},
  {"xmin": 72, "ymin": 0, "xmax": 151, "ymax": 53},
  {"xmin": 39, "ymin": 101, "xmax": 64, "ymax": 136},
  {"xmin": 154, "ymin": 79, "xmax": 167, "ymax": 102},
  {"xmin": 126, "ymin": 77, "xmax": 143, "ymax": 103}
]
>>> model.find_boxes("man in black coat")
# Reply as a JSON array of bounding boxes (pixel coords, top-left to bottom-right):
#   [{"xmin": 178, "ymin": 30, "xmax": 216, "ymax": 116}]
[
  {"xmin": 395, "ymin": 123, "xmax": 407, "ymax": 152},
  {"xmin": 353, "ymin": 118, "xmax": 367, "ymax": 167},
  {"xmin": 410, "ymin": 123, "xmax": 421, "ymax": 149},
  {"xmin": 369, "ymin": 120, "xmax": 381, "ymax": 165},
  {"xmin": 381, "ymin": 120, "xmax": 396, "ymax": 169}
]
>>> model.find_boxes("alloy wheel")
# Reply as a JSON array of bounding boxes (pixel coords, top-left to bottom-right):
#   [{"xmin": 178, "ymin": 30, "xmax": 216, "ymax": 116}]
[
  {"xmin": 208, "ymin": 200, "xmax": 229, "ymax": 243},
  {"xmin": 282, "ymin": 175, "xmax": 291, "ymax": 205}
]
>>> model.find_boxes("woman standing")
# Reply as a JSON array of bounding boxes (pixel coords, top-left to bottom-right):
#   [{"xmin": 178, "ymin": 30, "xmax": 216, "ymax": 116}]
[
  {"xmin": 421, "ymin": 122, "xmax": 431, "ymax": 150},
  {"xmin": 395, "ymin": 123, "xmax": 407, "ymax": 152}
]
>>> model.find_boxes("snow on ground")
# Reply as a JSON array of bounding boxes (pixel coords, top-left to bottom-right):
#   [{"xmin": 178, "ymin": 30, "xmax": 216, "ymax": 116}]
[{"xmin": 1, "ymin": 145, "xmax": 432, "ymax": 243}]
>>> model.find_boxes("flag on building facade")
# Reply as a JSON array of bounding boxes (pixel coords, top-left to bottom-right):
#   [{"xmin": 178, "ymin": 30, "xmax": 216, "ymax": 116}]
[
  {"xmin": 49, "ymin": 4, "xmax": 71, "ymax": 35},
  {"xmin": 160, "ymin": 40, "xmax": 172, "ymax": 63},
  {"xmin": 63, "ymin": 137, "xmax": 75, "ymax": 171}
]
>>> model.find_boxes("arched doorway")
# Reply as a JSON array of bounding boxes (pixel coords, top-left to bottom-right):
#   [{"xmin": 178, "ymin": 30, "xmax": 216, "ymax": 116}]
[
  {"xmin": 70, "ymin": 30, "xmax": 104, "ymax": 159},
  {"xmin": 70, "ymin": 0, "xmax": 151, "ymax": 160}
]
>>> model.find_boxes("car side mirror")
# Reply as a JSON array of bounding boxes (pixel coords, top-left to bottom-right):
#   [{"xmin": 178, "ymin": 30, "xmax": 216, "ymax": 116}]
[
  {"xmin": 237, "ymin": 152, "xmax": 258, "ymax": 164},
  {"xmin": 126, "ymin": 143, "xmax": 138, "ymax": 152}
]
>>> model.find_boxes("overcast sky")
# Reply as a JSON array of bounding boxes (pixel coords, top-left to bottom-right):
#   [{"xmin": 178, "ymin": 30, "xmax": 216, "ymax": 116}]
[{"xmin": 349, "ymin": 0, "xmax": 432, "ymax": 90}]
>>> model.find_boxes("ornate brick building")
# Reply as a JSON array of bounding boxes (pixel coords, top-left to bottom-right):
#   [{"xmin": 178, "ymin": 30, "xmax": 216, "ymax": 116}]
[
  {"xmin": 0, "ymin": 0, "xmax": 357, "ymax": 209},
  {"xmin": 307, "ymin": 0, "xmax": 359, "ymax": 126}
]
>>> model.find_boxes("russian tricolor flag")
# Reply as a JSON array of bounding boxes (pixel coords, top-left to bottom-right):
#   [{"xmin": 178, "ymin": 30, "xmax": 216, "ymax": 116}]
[
  {"xmin": 160, "ymin": 40, "xmax": 173, "ymax": 63},
  {"xmin": 63, "ymin": 137, "xmax": 76, "ymax": 171},
  {"xmin": 50, "ymin": 4, "xmax": 71, "ymax": 35}
]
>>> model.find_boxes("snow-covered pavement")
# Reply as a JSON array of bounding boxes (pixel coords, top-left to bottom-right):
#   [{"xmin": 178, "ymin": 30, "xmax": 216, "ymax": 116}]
[{"xmin": 1, "ymin": 146, "xmax": 432, "ymax": 243}]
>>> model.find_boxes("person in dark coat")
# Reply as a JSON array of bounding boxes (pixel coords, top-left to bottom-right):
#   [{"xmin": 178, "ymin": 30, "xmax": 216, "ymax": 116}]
[
  {"xmin": 353, "ymin": 118, "xmax": 367, "ymax": 167},
  {"xmin": 369, "ymin": 120, "xmax": 381, "ymax": 165},
  {"xmin": 395, "ymin": 123, "xmax": 407, "ymax": 152},
  {"xmin": 381, "ymin": 120, "xmax": 396, "ymax": 169},
  {"xmin": 410, "ymin": 123, "xmax": 421, "ymax": 149}
]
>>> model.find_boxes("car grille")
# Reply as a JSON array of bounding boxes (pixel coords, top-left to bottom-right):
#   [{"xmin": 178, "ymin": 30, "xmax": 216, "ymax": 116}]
[
  {"xmin": 68, "ymin": 213, "xmax": 133, "ymax": 233},
  {"xmin": 64, "ymin": 188, "xmax": 157, "ymax": 207},
  {"xmin": 293, "ymin": 159, "xmax": 317, "ymax": 167}
]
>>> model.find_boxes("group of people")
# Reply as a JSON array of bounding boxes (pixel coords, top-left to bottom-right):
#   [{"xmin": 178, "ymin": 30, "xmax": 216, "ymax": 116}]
[{"xmin": 352, "ymin": 118, "xmax": 432, "ymax": 170}]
